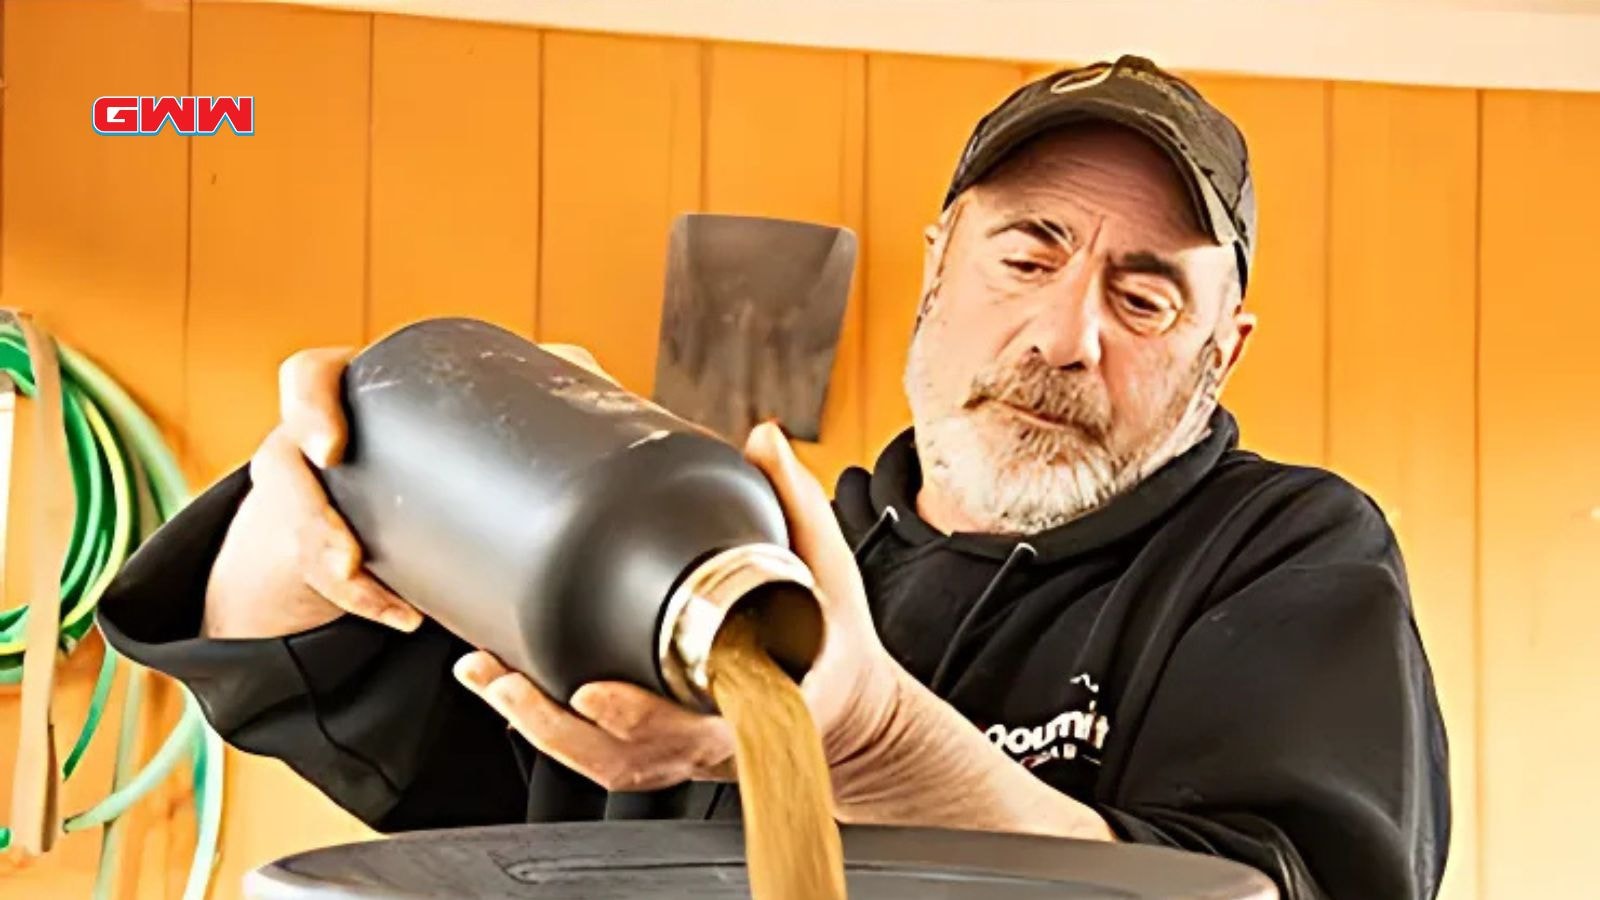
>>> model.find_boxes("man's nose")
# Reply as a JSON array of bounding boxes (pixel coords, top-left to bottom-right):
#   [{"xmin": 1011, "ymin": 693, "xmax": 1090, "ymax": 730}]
[{"xmin": 1024, "ymin": 242, "xmax": 1104, "ymax": 371}]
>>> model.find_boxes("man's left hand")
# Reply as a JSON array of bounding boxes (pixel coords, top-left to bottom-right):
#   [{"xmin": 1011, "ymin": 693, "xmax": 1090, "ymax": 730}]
[
  {"xmin": 452, "ymin": 421, "xmax": 905, "ymax": 794},
  {"xmin": 454, "ymin": 422, "xmax": 1113, "ymax": 843}
]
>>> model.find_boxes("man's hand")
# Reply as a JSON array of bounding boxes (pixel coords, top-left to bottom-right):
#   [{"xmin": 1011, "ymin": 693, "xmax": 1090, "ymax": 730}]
[
  {"xmin": 202, "ymin": 342, "xmax": 611, "ymax": 640},
  {"xmin": 453, "ymin": 422, "xmax": 905, "ymax": 791},
  {"xmin": 204, "ymin": 347, "xmax": 422, "ymax": 639},
  {"xmin": 454, "ymin": 422, "xmax": 1114, "ymax": 841}
]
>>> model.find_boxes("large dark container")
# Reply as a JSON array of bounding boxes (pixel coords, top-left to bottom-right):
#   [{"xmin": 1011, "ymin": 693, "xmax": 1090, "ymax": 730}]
[
  {"xmin": 243, "ymin": 822, "xmax": 1278, "ymax": 899},
  {"xmin": 322, "ymin": 317, "xmax": 823, "ymax": 711}
]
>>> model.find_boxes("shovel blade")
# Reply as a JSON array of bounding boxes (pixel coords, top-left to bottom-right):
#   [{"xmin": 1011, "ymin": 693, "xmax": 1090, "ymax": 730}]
[{"xmin": 652, "ymin": 213, "xmax": 857, "ymax": 443}]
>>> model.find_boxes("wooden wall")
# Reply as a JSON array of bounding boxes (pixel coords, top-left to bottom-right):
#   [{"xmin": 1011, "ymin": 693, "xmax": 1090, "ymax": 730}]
[{"xmin": 2, "ymin": 1, "xmax": 1596, "ymax": 897}]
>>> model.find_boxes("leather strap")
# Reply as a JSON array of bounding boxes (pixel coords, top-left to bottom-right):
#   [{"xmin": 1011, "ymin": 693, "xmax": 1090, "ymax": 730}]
[{"xmin": 4, "ymin": 309, "xmax": 74, "ymax": 856}]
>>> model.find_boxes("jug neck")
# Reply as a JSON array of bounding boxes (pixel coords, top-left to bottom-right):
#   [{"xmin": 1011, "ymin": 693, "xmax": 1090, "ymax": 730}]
[{"xmin": 659, "ymin": 543, "xmax": 824, "ymax": 712}]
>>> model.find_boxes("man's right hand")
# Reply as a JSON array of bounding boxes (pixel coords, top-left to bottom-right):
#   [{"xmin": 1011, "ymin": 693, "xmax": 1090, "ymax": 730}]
[
  {"xmin": 203, "ymin": 347, "xmax": 421, "ymax": 639},
  {"xmin": 201, "ymin": 341, "xmax": 616, "ymax": 640}
]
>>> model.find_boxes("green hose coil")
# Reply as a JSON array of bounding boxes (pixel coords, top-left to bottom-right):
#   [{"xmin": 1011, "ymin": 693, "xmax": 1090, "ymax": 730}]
[{"xmin": 0, "ymin": 323, "xmax": 223, "ymax": 899}]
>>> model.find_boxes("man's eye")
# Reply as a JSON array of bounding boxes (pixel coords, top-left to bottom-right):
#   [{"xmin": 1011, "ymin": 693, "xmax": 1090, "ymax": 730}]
[
  {"xmin": 1119, "ymin": 291, "xmax": 1167, "ymax": 315},
  {"xmin": 1115, "ymin": 290, "xmax": 1180, "ymax": 332},
  {"xmin": 1003, "ymin": 258, "xmax": 1050, "ymax": 276}
]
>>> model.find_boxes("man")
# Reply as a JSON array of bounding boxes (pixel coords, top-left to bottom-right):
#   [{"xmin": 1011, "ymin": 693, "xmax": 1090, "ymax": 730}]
[{"xmin": 99, "ymin": 55, "xmax": 1449, "ymax": 898}]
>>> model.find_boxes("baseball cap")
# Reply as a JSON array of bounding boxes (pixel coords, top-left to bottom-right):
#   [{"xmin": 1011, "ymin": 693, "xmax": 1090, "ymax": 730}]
[{"xmin": 945, "ymin": 55, "xmax": 1257, "ymax": 293}]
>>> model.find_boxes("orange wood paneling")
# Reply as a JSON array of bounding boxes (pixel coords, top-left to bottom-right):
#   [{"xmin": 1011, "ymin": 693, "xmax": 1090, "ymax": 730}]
[
  {"xmin": 861, "ymin": 55, "xmax": 1026, "ymax": 458},
  {"xmin": 702, "ymin": 44, "xmax": 868, "ymax": 485},
  {"xmin": 187, "ymin": 5, "xmax": 372, "ymax": 481},
  {"xmin": 1184, "ymin": 75, "xmax": 1331, "ymax": 466},
  {"xmin": 187, "ymin": 4, "xmax": 379, "ymax": 894},
  {"xmin": 1479, "ymin": 89, "xmax": 1600, "ymax": 900},
  {"xmin": 0, "ymin": 2, "xmax": 191, "ymax": 896},
  {"xmin": 1327, "ymin": 83, "xmax": 1479, "ymax": 900},
  {"xmin": 0, "ymin": 0, "xmax": 190, "ymax": 456},
  {"xmin": 368, "ymin": 14, "xmax": 541, "ymax": 342},
  {"xmin": 539, "ymin": 33, "xmax": 702, "ymax": 395}
]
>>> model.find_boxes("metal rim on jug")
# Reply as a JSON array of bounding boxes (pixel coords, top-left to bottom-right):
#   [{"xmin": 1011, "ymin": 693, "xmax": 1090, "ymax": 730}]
[{"xmin": 657, "ymin": 542, "xmax": 822, "ymax": 712}]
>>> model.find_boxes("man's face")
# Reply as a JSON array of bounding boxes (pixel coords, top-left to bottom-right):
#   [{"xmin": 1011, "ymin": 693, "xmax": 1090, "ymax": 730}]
[{"xmin": 905, "ymin": 124, "xmax": 1253, "ymax": 534}]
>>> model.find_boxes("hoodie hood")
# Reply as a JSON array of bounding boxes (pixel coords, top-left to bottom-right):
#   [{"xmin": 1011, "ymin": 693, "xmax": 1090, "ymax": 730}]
[{"xmin": 835, "ymin": 407, "xmax": 1240, "ymax": 563}]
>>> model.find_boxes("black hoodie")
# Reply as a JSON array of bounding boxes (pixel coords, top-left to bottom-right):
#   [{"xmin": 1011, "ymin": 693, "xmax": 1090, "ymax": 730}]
[{"xmin": 97, "ymin": 408, "xmax": 1449, "ymax": 899}]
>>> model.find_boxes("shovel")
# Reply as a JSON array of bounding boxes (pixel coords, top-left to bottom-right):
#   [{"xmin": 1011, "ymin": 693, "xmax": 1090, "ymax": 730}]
[{"xmin": 652, "ymin": 214, "xmax": 857, "ymax": 443}]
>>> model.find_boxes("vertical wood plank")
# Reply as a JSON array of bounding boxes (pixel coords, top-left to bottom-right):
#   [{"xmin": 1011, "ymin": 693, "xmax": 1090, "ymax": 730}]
[
  {"xmin": 1479, "ymin": 90, "xmax": 1600, "ymax": 900},
  {"xmin": 1184, "ymin": 75, "xmax": 1330, "ymax": 467},
  {"xmin": 862, "ymin": 54, "xmax": 1025, "ymax": 459},
  {"xmin": 0, "ymin": 2, "xmax": 188, "ymax": 896},
  {"xmin": 0, "ymin": 0, "xmax": 190, "ymax": 453},
  {"xmin": 540, "ymin": 33, "xmax": 701, "ymax": 395},
  {"xmin": 368, "ymin": 15, "xmax": 540, "ymax": 342},
  {"xmin": 187, "ymin": 4, "xmax": 371, "ymax": 482},
  {"xmin": 703, "ymin": 43, "xmax": 867, "ymax": 486},
  {"xmin": 1327, "ymin": 83, "xmax": 1479, "ymax": 900},
  {"xmin": 188, "ymin": 5, "xmax": 378, "ymax": 892}
]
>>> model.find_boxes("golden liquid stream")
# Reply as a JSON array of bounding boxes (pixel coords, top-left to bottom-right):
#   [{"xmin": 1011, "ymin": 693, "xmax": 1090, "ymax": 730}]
[{"xmin": 708, "ymin": 613, "xmax": 848, "ymax": 900}]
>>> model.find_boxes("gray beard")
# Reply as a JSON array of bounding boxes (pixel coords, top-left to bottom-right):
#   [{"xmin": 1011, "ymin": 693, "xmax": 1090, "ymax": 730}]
[{"xmin": 905, "ymin": 337, "xmax": 1221, "ymax": 535}]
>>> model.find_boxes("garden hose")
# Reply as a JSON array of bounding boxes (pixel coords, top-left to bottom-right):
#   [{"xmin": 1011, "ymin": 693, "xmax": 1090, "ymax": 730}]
[{"xmin": 0, "ymin": 314, "xmax": 224, "ymax": 899}]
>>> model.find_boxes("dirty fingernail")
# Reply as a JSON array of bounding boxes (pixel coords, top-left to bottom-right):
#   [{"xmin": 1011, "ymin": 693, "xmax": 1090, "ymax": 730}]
[
  {"xmin": 570, "ymin": 684, "xmax": 604, "ymax": 717},
  {"xmin": 453, "ymin": 654, "xmax": 490, "ymax": 687},
  {"xmin": 487, "ymin": 675, "xmax": 523, "ymax": 704},
  {"xmin": 306, "ymin": 433, "xmax": 338, "ymax": 469},
  {"xmin": 380, "ymin": 605, "xmax": 422, "ymax": 632}
]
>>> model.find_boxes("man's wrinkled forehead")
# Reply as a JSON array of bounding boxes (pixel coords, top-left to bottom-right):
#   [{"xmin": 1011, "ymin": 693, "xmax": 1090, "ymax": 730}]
[{"xmin": 959, "ymin": 124, "xmax": 1213, "ymax": 251}]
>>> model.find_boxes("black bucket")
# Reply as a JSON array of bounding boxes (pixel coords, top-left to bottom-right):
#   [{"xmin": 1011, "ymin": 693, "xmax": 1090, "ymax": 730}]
[{"xmin": 244, "ymin": 822, "xmax": 1276, "ymax": 899}]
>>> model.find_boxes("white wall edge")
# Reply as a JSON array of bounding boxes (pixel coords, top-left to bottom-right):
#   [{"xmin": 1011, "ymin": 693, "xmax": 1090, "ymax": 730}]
[{"xmin": 230, "ymin": 0, "xmax": 1600, "ymax": 93}]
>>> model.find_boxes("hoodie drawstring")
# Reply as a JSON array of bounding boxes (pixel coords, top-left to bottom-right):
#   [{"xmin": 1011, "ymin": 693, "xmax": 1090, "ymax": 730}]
[
  {"xmin": 927, "ymin": 541, "xmax": 1037, "ymax": 694},
  {"xmin": 852, "ymin": 506, "xmax": 900, "ymax": 562}
]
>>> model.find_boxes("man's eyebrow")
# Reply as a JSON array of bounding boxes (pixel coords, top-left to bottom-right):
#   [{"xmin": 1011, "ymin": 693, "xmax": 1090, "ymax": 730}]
[
  {"xmin": 1112, "ymin": 251, "xmax": 1191, "ymax": 303},
  {"xmin": 984, "ymin": 216, "xmax": 1072, "ymax": 248}
]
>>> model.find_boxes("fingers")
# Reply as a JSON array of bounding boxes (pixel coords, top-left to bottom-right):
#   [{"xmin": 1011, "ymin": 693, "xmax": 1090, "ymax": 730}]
[
  {"xmin": 313, "ymin": 567, "xmax": 421, "ymax": 633},
  {"xmin": 573, "ymin": 682, "xmax": 737, "ymax": 781},
  {"xmin": 743, "ymin": 422, "xmax": 856, "ymax": 585},
  {"xmin": 250, "ymin": 428, "xmax": 422, "ymax": 632},
  {"xmin": 454, "ymin": 653, "xmax": 733, "ymax": 790},
  {"xmin": 279, "ymin": 347, "xmax": 356, "ymax": 468},
  {"xmin": 454, "ymin": 654, "xmax": 647, "ymax": 791},
  {"xmin": 454, "ymin": 653, "xmax": 624, "ymax": 780},
  {"xmin": 572, "ymin": 682, "xmax": 729, "ymax": 748}
]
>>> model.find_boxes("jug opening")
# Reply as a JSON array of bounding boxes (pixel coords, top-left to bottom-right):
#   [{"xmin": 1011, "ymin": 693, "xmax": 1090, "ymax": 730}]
[
  {"xmin": 658, "ymin": 543, "xmax": 824, "ymax": 713},
  {"xmin": 732, "ymin": 581, "xmax": 825, "ymax": 687}
]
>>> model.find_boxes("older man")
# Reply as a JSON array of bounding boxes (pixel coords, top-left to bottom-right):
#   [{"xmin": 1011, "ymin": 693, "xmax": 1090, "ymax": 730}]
[{"xmin": 99, "ymin": 56, "xmax": 1449, "ymax": 898}]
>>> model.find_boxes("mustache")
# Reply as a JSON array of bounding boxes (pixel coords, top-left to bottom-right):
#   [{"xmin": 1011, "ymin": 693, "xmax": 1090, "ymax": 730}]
[{"xmin": 962, "ymin": 354, "xmax": 1112, "ymax": 441}]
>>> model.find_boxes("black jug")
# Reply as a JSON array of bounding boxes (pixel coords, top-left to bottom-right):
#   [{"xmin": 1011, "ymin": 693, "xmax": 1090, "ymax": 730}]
[{"xmin": 321, "ymin": 317, "xmax": 824, "ymax": 712}]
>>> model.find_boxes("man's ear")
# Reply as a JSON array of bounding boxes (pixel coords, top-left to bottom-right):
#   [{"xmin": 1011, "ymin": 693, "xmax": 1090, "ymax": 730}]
[
  {"xmin": 1220, "ymin": 306, "xmax": 1256, "ymax": 381},
  {"xmin": 920, "ymin": 220, "xmax": 945, "ymax": 293},
  {"xmin": 915, "ymin": 224, "xmax": 946, "ymax": 331},
  {"xmin": 917, "ymin": 200, "xmax": 965, "ymax": 329}
]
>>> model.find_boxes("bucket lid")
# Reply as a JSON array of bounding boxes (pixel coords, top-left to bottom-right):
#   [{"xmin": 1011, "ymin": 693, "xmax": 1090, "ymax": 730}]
[{"xmin": 245, "ymin": 821, "xmax": 1275, "ymax": 899}]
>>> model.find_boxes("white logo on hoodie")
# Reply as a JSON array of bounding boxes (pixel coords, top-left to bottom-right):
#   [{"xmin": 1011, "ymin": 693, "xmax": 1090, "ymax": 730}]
[{"xmin": 983, "ymin": 673, "xmax": 1111, "ymax": 770}]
